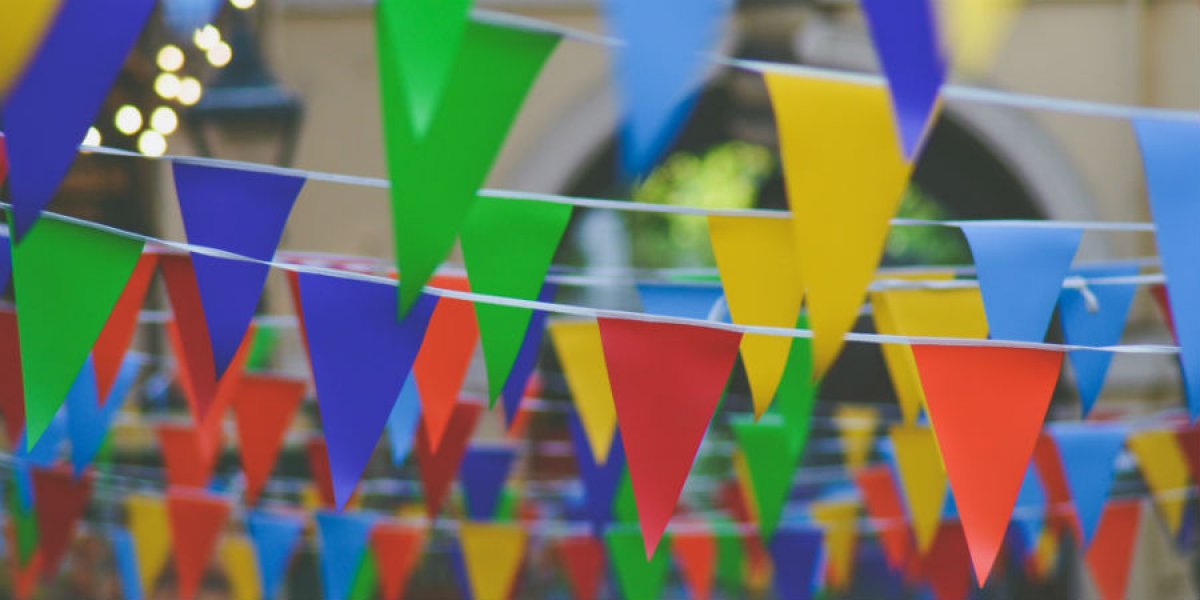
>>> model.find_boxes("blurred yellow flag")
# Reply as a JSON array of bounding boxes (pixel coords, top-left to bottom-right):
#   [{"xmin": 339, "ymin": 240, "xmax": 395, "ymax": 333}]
[
  {"xmin": 764, "ymin": 72, "xmax": 912, "ymax": 378},
  {"xmin": 889, "ymin": 424, "xmax": 948, "ymax": 552},
  {"xmin": 220, "ymin": 536, "xmax": 262, "ymax": 600},
  {"xmin": 0, "ymin": 2, "xmax": 63, "ymax": 98},
  {"xmin": 549, "ymin": 320, "xmax": 617, "ymax": 463},
  {"xmin": 811, "ymin": 499, "xmax": 859, "ymax": 591},
  {"xmin": 939, "ymin": 0, "xmax": 1025, "ymax": 75},
  {"xmin": 835, "ymin": 405, "xmax": 879, "ymax": 471},
  {"xmin": 127, "ymin": 494, "xmax": 171, "ymax": 596},
  {"xmin": 1128, "ymin": 430, "xmax": 1189, "ymax": 535},
  {"xmin": 460, "ymin": 523, "xmax": 528, "ymax": 600}
]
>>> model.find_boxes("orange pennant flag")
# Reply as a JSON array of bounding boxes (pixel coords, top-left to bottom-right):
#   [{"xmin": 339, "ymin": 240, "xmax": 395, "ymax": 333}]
[
  {"xmin": 93, "ymin": 253, "xmax": 157, "ymax": 402},
  {"xmin": 1127, "ymin": 429, "xmax": 1189, "ymax": 535},
  {"xmin": 158, "ymin": 423, "xmax": 223, "ymax": 489},
  {"xmin": 764, "ymin": 71, "xmax": 913, "ymax": 377},
  {"xmin": 371, "ymin": 522, "xmax": 425, "ymax": 600},
  {"xmin": 459, "ymin": 522, "xmax": 527, "ymax": 600},
  {"xmin": 413, "ymin": 275, "xmax": 478, "ymax": 452},
  {"xmin": 165, "ymin": 490, "xmax": 232, "ymax": 600},
  {"xmin": 913, "ymin": 344, "xmax": 1063, "ymax": 583},
  {"xmin": 855, "ymin": 466, "xmax": 915, "ymax": 572},
  {"xmin": 548, "ymin": 320, "xmax": 617, "ymax": 463},
  {"xmin": 672, "ymin": 526, "xmax": 717, "ymax": 600},
  {"xmin": 1084, "ymin": 500, "xmax": 1141, "ymax": 600},
  {"xmin": 232, "ymin": 375, "xmax": 306, "ymax": 505}
]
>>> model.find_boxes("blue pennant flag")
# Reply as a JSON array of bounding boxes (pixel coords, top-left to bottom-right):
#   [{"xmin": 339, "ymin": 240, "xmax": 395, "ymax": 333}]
[
  {"xmin": 247, "ymin": 510, "xmax": 306, "ymax": 600},
  {"xmin": 861, "ymin": 0, "xmax": 946, "ymax": 158},
  {"xmin": 460, "ymin": 445, "xmax": 518, "ymax": 520},
  {"xmin": 1133, "ymin": 118, "xmax": 1200, "ymax": 418},
  {"xmin": 1049, "ymin": 423, "xmax": 1126, "ymax": 546},
  {"xmin": 569, "ymin": 412, "xmax": 625, "ymax": 536},
  {"xmin": 174, "ymin": 163, "xmax": 306, "ymax": 378},
  {"xmin": 768, "ymin": 527, "xmax": 824, "ymax": 600},
  {"xmin": 602, "ymin": 0, "xmax": 733, "ymax": 176},
  {"xmin": 1012, "ymin": 465, "xmax": 1047, "ymax": 556},
  {"xmin": 1058, "ymin": 264, "xmax": 1139, "ymax": 416},
  {"xmin": 387, "ymin": 375, "xmax": 422, "ymax": 466},
  {"xmin": 2, "ymin": 0, "xmax": 157, "ymax": 239},
  {"xmin": 110, "ymin": 527, "xmax": 144, "ymax": 600},
  {"xmin": 962, "ymin": 225, "xmax": 1082, "ymax": 342},
  {"xmin": 67, "ymin": 356, "xmax": 141, "ymax": 475},
  {"xmin": 636, "ymin": 282, "xmax": 725, "ymax": 321},
  {"xmin": 297, "ymin": 272, "xmax": 437, "ymax": 508},
  {"xmin": 18, "ymin": 405, "xmax": 67, "ymax": 470},
  {"xmin": 0, "ymin": 230, "xmax": 11, "ymax": 296},
  {"xmin": 500, "ymin": 283, "xmax": 557, "ymax": 427},
  {"xmin": 315, "ymin": 511, "xmax": 377, "ymax": 600},
  {"xmin": 449, "ymin": 542, "xmax": 475, "ymax": 600}
]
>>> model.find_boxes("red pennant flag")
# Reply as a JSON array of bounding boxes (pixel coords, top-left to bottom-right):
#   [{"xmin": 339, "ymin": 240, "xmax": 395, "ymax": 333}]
[
  {"xmin": 285, "ymin": 270, "xmax": 312, "ymax": 363},
  {"xmin": 0, "ymin": 309, "xmax": 26, "ymax": 446},
  {"xmin": 158, "ymin": 424, "xmax": 222, "ymax": 489},
  {"xmin": 597, "ymin": 318, "xmax": 742, "ymax": 557},
  {"xmin": 371, "ymin": 522, "xmax": 426, "ymax": 600},
  {"xmin": 412, "ymin": 276, "xmax": 478, "ymax": 452},
  {"xmin": 92, "ymin": 253, "xmax": 157, "ymax": 402},
  {"xmin": 305, "ymin": 436, "xmax": 339, "ymax": 509},
  {"xmin": 1175, "ymin": 425, "xmax": 1200, "ymax": 489},
  {"xmin": 8, "ymin": 550, "xmax": 41, "ymax": 600},
  {"xmin": 672, "ymin": 527, "xmax": 717, "ymax": 600},
  {"xmin": 1150, "ymin": 285, "xmax": 1177, "ymax": 343},
  {"xmin": 415, "ymin": 402, "xmax": 482, "ymax": 517},
  {"xmin": 912, "ymin": 345, "xmax": 1063, "ymax": 583},
  {"xmin": 31, "ymin": 466, "xmax": 92, "ymax": 579},
  {"xmin": 232, "ymin": 375, "xmax": 306, "ymax": 505},
  {"xmin": 1085, "ymin": 500, "xmax": 1141, "ymax": 600},
  {"xmin": 557, "ymin": 536, "xmax": 605, "ymax": 600},
  {"xmin": 1031, "ymin": 433, "xmax": 1079, "ymax": 537},
  {"xmin": 0, "ymin": 135, "xmax": 7, "ymax": 187},
  {"xmin": 855, "ymin": 466, "xmax": 914, "ymax": 571},
  {"xmin": 166, "ymin": 489, "xmax": 232, "ymax": 600},
  {"xmin": 920, "ymin": 521, "xmax": 974, "ymax": 600}
]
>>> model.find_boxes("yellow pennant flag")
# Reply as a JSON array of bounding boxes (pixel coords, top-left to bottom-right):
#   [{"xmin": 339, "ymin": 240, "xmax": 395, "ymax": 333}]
[
  {"xmin": 709, "ymin": 215, "xmax": 805, "ymax": 417},
  {"xmin": 938, "ymin": 0, "xmax": 1025, "ymax": 76},
  {"xmin": 835, "ymin": 405, "xmax": 878, "ymax": 471},
  {"xmin": 127, "ymin": 494, "xmax": 171, "ymax": 596},
  {"xmin": 1128, "ymin": 430, "xmax": 1189, "ymax": 535},
  {"xmin": 0, "ymin": 2, "xmax": 63, "ymax": 98},
  {"xmin": 1031, "ymin": 527, "xmax": 1059, "ymax": 580},
  {"xmin": 549, "ymin": 320, "xmax": 617, "ymax": 463},
  {"xmin": 871, "ymin": 285, "xmax": 987, "ymax": 423},
  {"xmin": 764, "ymin": 72, "xmax": 913, "ymax": 378},
  {"xmin": 220, "ymin": 536, "xmax": 262, "ymax": 600},
  {"xmin": 460, "ymin": 522, "xmax": 528, "ymax": 600},
  {"xmin": 889, "ymin": 424, "xmax": 948, "ymax": 552},
  {"xmin": 811, "ymin": 499, "xmax": 859, "ymax": 591}
]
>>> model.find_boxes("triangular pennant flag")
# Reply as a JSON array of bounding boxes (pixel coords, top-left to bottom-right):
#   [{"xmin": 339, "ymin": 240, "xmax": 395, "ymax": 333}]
[
  {"xmin": 92, "ymin": 253, "xmax": 157, "ymax": 401},
  {"xmin": 939, "ymin": 0, "xmax": 1025, "ymax": 75},
  {"xmin": 110, "ymin": 527, "xmax": 144, "ymax": 600},
  {"xmin": 1127, "ymin": 429, "xmax": 1189, "ymax": 535},
  {"xmin": 1049, "ymin": 424, "xmax": 1126, "ymax": 546},
  {"xmin": 376, "ymin": 0, "xmax": 472, "ymax": 134},
  {"xmin": 246, "ymin": 511, "xmax": 305, "ymax": 600},
  {"xmin": 297, "ymin": 272, "xmax": 438, "ymax": 509},
  {"xmin": 763, "ymin": 73, "xmax": 912, "ymax": 375},
  {"xmin": 0, "ymin": 309, "xmax": 24, "ymax": 446},
  {"xmin": 220, "ymin": 536, "xmax": 262, "ymax": 600},
  {"xmin": 6, "ymin": 474, "xmax": 38, "ymax": 566},
  {"xmin": 1133, "ymin": 118, "xmax": 1200, "ymax": 417},
  {"xmin": 602, "ymin": 0, "xmax": 731, "ymax": 176},
  {"xmin": 305, "ymin": 437, "xmax": 341, "ymax": 509},
  {"xmin": 766, "ymin": 325, "xmax": 820, "ymax": 460},
  {"xmin": 174, "ymin": 163, "xmax": 305, "ymax": 376},
  {"xmin": 461, "ymin": 195, "xmax": 571, "ymax": 404},
  {"xmin": 1058, "ymin": 265, "xmax": 1139, "ymax": 416},
  {"xmin": 30, "ymin": 466, "xmax": 91, "ymax": 578},
  {"xmin": 961, "ymin": 225, "xmax": 1081, "ymax": 342},
  {"xmin": 855, "ymin": 466, "xmax": 915, "ymax": 571},
  {"xmin": 1012, "ymin": 465, "xmax": 1047, "ymax": 557},
  {"xmin": 913, "ymin": 344, "xmax": 1063, "ymax": 582},
  {"xmin": 598, "ymin": 317, "xmax": 742, "ymax": 556},
  {"xmin": 7, "ymin": 548, "xmax": 41, "ymax": 600},
  {"xmin": 0, "ymin": 136, "xmax": 7, "ymax": 188},
  {"xmin": 712, "ymin": 522, "xmax": 746, "ymax": 596},
  {"xmin": 0, "ymin": 2, "xmax": 63, "ymax": 98},
  {"xmin": 166, "ymin": 490, "xmax": 232, "ymax": 600},
  {"xmin": 731, "ymin": 415, "xmax": 800, "ymax": 541},
  {"xmin": 708, "ymin": 215, "xmax": 805, "ymax": 416},
  {"xmin": 549, "ymin": 320, "xmax": 617, "ymax": 463},
  {"xmin": 811, "ymin": 499, "xmax": 859, "ymax": 591},
  {"xmin": 11, "ymin": 217, "xmax": 144, "ymax": 445},
  {"xmin": 377, "ymin": 19, "xmax": 558, "ymax": 316},
  {"xmin": 459, "ymin": 522, "xmax": 527, "ymax": 600},
  {"xmin": 862, "ymin": 0, "xmax": 946, "ymax": 158},
  {"xmin": 67, "ymin": 356, "xmax": 138, "ymax": 475},
  {"xmin": 1084, "ymin": 500, "xmax": 1141, "ymax": 600},
  {"xmin": 557, "ymin": 535, "xmax": 605, "ymax": 600},
  {"xmin": 637, "ymin": 282, "xmax": 725, "ymax": 321},
  {"xmin": 921, "ymin": 521, "xmax": 974, "ymax": 600},
  {"xmin": 1, "ymin": 0, "xmax": 156, "ymax": 238},
  {"xmin": 1175, "ymin": 425, "xmax": 1200, "ymax": 490},
  {"xmin": 888, "ymin": 424, "xmax": 948, "ymax": 553},
  {"xmin": 606, "ymin": 527, "xmax": 671, "ymax": 600},
  {"xmin": 568, "ymin": 412, "xmax": 625, "ymax": 536},
  {"xmin": 672, "ymin": 526, "xmax": 717, "ymax": 600},
  {"xmin": 231, "ymin": 374, "xmax": 306, "ymax": 505},
  {"xmin": 157, "ymin": 423, "xmax": 221, "ymax": 489},
  {"xmin": 349, "ymin": 549, "xmax": 380, "ymax": 600},
  {"xmin": 127, "ymin": 495, "xmax": 171, "ymax": 596},
  {"xmin": 0, "ymin": 230, "xmax": 9, "ymax": 298},
  {"xmin": 386, "ymin": 375, "xmax": 422, "ymax": 466},
  {"xmin": 460, "ymin": 445, "xmax": 518, "ymax": 520},
  {"xmin": 371, "ymin": 522, "xmax": 425, "ymax": 600},
  {"xmin": 836, "ymin": 405, "xmax": 878, "ymax": 471},
  {"xmin": 412, "ymin": 275, "xmax": 478, "ymax": 451},
  {"xmin": 500, "ymin": 284, "xmax": 556, "ymax": 428},
  {"xmin": 315, "ymin": 512, "xmax": 376, "ymax": 600},
  {"xmin": 767, "ymin": 527, "xmax": 824, "ymax": 600},
  {"xmin": 415, "ymin": 402, "xmax": 482, "ymax": 517}
]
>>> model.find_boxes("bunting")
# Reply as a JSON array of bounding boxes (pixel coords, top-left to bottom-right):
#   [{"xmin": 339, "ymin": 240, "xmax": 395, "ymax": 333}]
[
  {"xmin": 672, "ymin": 526, "xmax": 717, "ymax": 600},
  {"xmin": 371, "ymin": 522, "xmax": 425, "ymax": 600},
  {"xmin": 0, "ymin": 2, "xmax": 63, "ymax": 98},
  {"xmin": 127, "ymin": 495, "xmax": 171, "ymax": 596},
  {"xmin": 888, "ymin": 424, "xmax": 947, "ymax": 552},
  {"xmin": 232, "ymin": 375, "xmax": 307, "ymax": 505},
  {"xmin": 165, "ymin": 490, "xmax": 232, "ymax": 600},
  {"xmin": 767, "ymin": 527, "xmax": 823, "ymax": 600},
  {"xmin": 1085, "ymin": 500, "xmax": 1142, "ymax": 600},
  {"xmin": 940, "ymin": 0, "xmax": 1025, "ymax": 75},
  {"xmin": 92, "ymin": 253, "xmax": 156, "ymax": 401},
  {"xmin": 377, "ymin": 0, "xmax": 472, "ymax": 133},
  {"xmin": 731, "ymin": 415, "xmax": 800, "ymax": 541},
  {"xmin": 557, "ymin": 536, "xmax": 605, "ymax": 600},
  {"xmin": 30, "ymin": 466, "xmax": 91, "ymax": 578},
  {"xmin": 386, "ymin": 376, "xmax": 422, "ymax": 466},
  {"xmin": 607, "ymin": 527, "xmax": 670, "ymax": 600},
  {"xmin": 0, "ymin": 309, "xmax": 24, "ymax": 445},
  {"xmin": 1050, "ymin": 424, "xmax": 1126, "ymax": 545},
  {"xmin": 1058, "ymin": 264, "xmax": 1140, "ymax": 415},
  {"xmin": 637, "ymin": 282, "xmax": 725, "ymax": 321},
  {"xmin": 836, "ymin": 405, "xmax": 879, "ymax": 471},
  {"xmin": 412, "ymin": 275, "xmax": 477, "ymax": 451},
  {"xmin": 157, "ymin": 423, "xmax": 221, "ymax": 489},
  {"xmin": 501, "ymin": 284, "xmax": 557, "ymax": 427},
  {"xmin": 315, "ymin": 512, "xmax": 376, "ymax": 600},
  {"xmin": 220, "ymin": 536, "xmax": 262, "ymax": 600},
  {"xmin": 415, "ymin": 402, "xmax": 482, "ymax": 517},
  {"xmin": 549, "ymin": 320, "xmax": 617, "ymax": 463},
  {"xmin": 811, "ymin": 499, "xmax": 859, "ymax": 591},
  {"xmin": 569, "ymin": 413, "xmax": 625, "ymax": 536},
  {"xmin": 66, "ymin": 356, "xmax": 138, "ymax": 475},
  {"xmin": 1127, "ymin": 429, "xmax": 1188, "ymax": 535},
  {"xmin": 460, "ymin": 445, "xmax": 518, "ymax": 520},
  {"xmin": 855, "ymin": 466, "xmax": 915, "ymax": 571},
  {"xmin": 459, "ymin": 522, "xmax": 527, "ymax": 600},
  {"xmin": 246, "ymin": 511, "xmax": 305, "ymax": 600},
  {"xmin": 110, "ymin": 527, "xmax": 144, "ymax": 600}
]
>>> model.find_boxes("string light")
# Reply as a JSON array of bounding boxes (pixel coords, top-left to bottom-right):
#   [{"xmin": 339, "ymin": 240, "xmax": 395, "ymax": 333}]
[
  {"xmin": 193, "ymin": 25, "xmax": 221, "ymax": 51},
  {"xmin": 114, "ymin": 105, "xmax": 143, "ymax": 135},
  {"xmin": 137, "ymin": 130, "xmax": 167, "ymax": 157},
  {"xmin": 178, "ymin": 77, "xmax": 203, "ymax": 106},
  {"xmin": 206, "ymin": 41, "xmax": 232, "ymax": 67},
  {"xmin": 150, "ymin": 107, "xmax": 178, "ymax": 135},
  {"xmin": 156, "ymin": 45, "xmax": 184, "ymax": 72},
  {"xmin": 154, "ymin": 73, "xmax": 181, "ymax": 99},
  {"xmin": 82, "ymin": 127, "xmax": 102, "ymax": 147},
  {"xmin": 231, "ymin": 0, "xmax": 256, "ymax": 9}
]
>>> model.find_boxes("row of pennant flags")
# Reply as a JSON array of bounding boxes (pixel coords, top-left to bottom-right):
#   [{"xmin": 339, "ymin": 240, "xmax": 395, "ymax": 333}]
[{"xmin": 4, "ymin": 0, "xmax": 1200, "ymax": 599}]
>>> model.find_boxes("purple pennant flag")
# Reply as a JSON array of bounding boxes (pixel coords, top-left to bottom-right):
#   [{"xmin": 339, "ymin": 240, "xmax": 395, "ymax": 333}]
[
  {"xmin": 174, "ymin": 163, "xmax": 306, "ymax": 377},
  {"xmin": 0, "ymin": 230, "xmax": 11, "ymax": 297},
  {"xmin": 568, "ymin": 413, "xmax": 625, "ymax": 537},
  {"xmin": 861, "ymin": 0, "xmax": 947, "ymax": 159},
  {"xmin": 298, "ymin": 272, "xmax": 437, "ymax": 509},
  {"xmin": 459, "ymin": 445, "xmax": 518, "ymax": 520},
  {"xmin": 768, "ymin": 527, "xmax": 824, "ymax": 600},
  {"xmin": 500, "ymin": 283, "xmax": 557, "ymax": 428},
  {"xmin": 2, "ymin": 0, "xmax": 156, "ymax": 240}
]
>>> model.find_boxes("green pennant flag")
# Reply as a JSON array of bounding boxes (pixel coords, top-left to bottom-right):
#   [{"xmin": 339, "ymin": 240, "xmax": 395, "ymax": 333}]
[
  {"xmin": 6, "ymin": 481, "xmax": 38, "ymax": 566},
  {"xmin": 461, "ymin": 196, "xmax": 571, "ymax": 405},
  {"xmin": 732, "ymin": 415, "xmax": 801, "ymax": 541},
  {"xmin": 376, "ymin": 16, "xmax": 559, "ymax": 317},
  {"xmin": 11, "ymin": 218, "xmax": 143, "ymax": 446},
  {"xmin": 349, "ymin": 551, "xmax": 380, "ymax": 600},
  {"xmin": 713, "ymin": 518, "xmax": 745, "ymax": 595},
  {"xmin": 606, "ymin": 527, "xmax": 670, "ymax": 600},
  {"xmin": 614, "ymin": 469, "xmax": 639, "ymax": 525},
  {"xmin": 771, "ymin": 314, "xmax": 818, "ymax": 453},
  {"xmin": 379, "ymin": 0, "xmax": 474, "ymax": 135}
]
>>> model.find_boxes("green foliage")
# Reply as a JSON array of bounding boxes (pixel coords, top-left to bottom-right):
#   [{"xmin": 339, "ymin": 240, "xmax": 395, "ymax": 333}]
[{"xmin": 885, "ymin": 186, "xmax": 971, "ymax": 266}]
